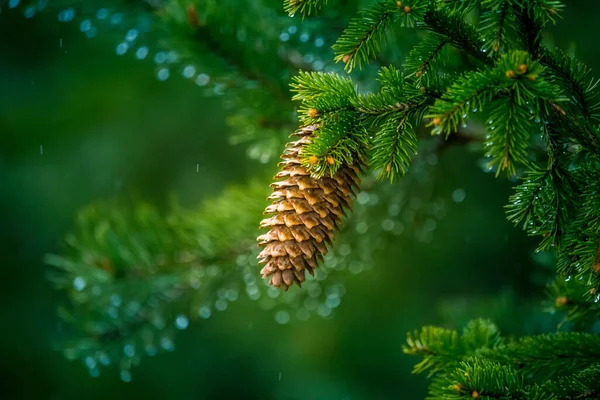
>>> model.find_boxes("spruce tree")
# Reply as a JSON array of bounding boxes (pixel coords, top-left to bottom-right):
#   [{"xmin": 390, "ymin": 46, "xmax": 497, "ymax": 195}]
[{"xmin": 7, "ymin": 0, "xmax": 600, "ymax": 397}]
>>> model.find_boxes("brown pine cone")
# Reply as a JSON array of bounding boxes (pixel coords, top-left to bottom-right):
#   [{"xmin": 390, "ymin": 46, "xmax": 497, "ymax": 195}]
[{"xmin": 257, "ymin": 124, "xmax": 363, "ymax": 290}]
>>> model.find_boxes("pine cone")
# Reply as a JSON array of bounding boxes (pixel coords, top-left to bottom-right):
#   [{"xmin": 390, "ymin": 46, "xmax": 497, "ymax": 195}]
[{"xmin": 257, "ymin": 124, "xmax": 363, "ymax": 290}]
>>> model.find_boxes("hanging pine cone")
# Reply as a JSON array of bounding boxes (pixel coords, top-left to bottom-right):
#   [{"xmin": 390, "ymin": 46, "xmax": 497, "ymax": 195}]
[{"xmin": 257, "ymin": 124, "xmax": 363, "ymax": 290}]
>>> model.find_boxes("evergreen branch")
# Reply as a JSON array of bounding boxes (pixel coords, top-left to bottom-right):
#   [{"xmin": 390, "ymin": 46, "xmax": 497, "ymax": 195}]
[
  {"xmin": 291, "ymin": 71, "xmax": 358, "ymax": 123},
  {"xmin": 480, "ymin": 0, "xmax": 515, "ymax": 55},
  {"xmin": 404, "ymin": 32, "xmax": 450, "ymax": 77},
  {"xmin": 489, "ymin": 332, "xmax": 600, "ymax": 376},
  {"xmin": 540, "ymin": 46, "xmax": 600, "ymax": 122},
  {"xmin": 371, "ymin": 115, "xmax": 417, "ymax": 181},
  {"xmin": 540, "ymin": 364, "xmax": 600, "ymax": 399},
  {"xmin": 435, "ymin": 0, "xmax": 478, "ymax": 16},
  {"xmin": 525, "ymin": 0, "xmax": 564, "ymax": 24},
  {"xmin": 484, "ymin": 92, "xmax": 532, "ymax": 176},
  {"xmin": 505, "ymin": 168, "xmax": 553, "ymax": 233},
  {"xmin": 427, "ymin": 359, "xmax": 528, "ymax": 400},
  {"xmin": 333, "ymin": 0, "xmax": 428, "ymax": 72},
  {"xmin": 404, "ymin": 319, "xmax": 503, "ymax": 378},
  {"xmin": 427, "ymin": 69, "xmax": 499, "ymax": 136},
  {"xmin": 299, "ymin": 112, "xmax": 369, "ymax": 177},
  {"xmin": 423, "ymin": 9, "xmax": 489, "ymax": 65},
  {"xmin": 428, "ymin": 51, "xmax": 562, "ymax": 139},
  {"xmin": 284, "ymin": 0, "xmax": 330, "ymax": 17},
  {"xmin": 513, "ymin": 2, "xmax": 543, "ymax": 57},
  {"xmin": 546, "ymin": 278, "xmax": 600, "ymax": 329}
]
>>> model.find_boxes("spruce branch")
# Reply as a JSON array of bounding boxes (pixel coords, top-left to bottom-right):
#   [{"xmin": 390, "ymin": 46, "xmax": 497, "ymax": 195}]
[
  {"xmin": 488, "ymin": 332, "xmax": 600, "ymax": 376},
  {"xmin": 371, "ymin": 115, "xmax": 417, "ymax": 181},
  {"xmin": 540, "ymin": 46, "xmax": 600, "ymax": 122},
  {"xmin": 403, "ymin": 319, "xmax": 502, "ymax": 378},
  {"xmin": 546, "ymin": 278, "xmax": 600, "ymax": 329},
  {"xmin": 427, "ymin": 359, "xmax": 528, "ymax": 400},
  {"xmin": 484, "ymin": 92, "xmax": 533, "ymax": 176},
  {"xmin": 404, "ymin": 32, "xmax": 451, "ymax": 77},
  {"xmin": 423, "ymin": 9, "xmax": 489, "ymax": 65},
  {"xmin": 480, "ymin": 0, "xmax": 516, "ymax": 55},
  {"xmin": 435, "ymin": 0, "xmax": 479, "ymax": 16},
  {"xmin": 332, "ymin": 0, "xmax": 428, "ymax": 72},
  {"xmin": 284, "ymin": 0, "xmax": 330, "ymax": 17},
  {"xmin": 540, "ymin": 363, "xmax": 600, "ymax": 399}
]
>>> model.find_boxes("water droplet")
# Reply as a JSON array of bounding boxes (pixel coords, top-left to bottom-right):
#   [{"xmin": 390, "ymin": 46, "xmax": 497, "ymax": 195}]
[
  {"xmin": 381, "ymin": 219, "xmax": 395, "ymax": 231},
  {"xmin": 145, "ymin": 344, "xmax": 157, "ymax": 356},
  {"xmin": 154, "ymin": 51, "xmax": 167, "ymax": 64},
  {"xmin": 452, "ymin": 188, "xmax": 466, "ymax": 203},
  {"xmin": 125, "ymin": 28, "xmax": 138, "ymax": 42},
  {"xmin": 288, "ymin": 26, "xmax": 297, "ymax": 34},
  {"xmin": 215, "ymin": 299, "xmax": 228, "ymax": 311},
  {"xmin": 314, "ymin": 37, "xmax": 325, "ymax": 48},
  {"xmin": 110, "ymin": 13, "xmax": 123, "ymax": 24},
  {"xmin": 24, "ymin": 6, "xmax": 36, "ymax": 18},
  {"xmin": 98, "ymin": 352, "xmax": 110, "ymax": 366},
  {"xmin": 175, "ymin": 315, "xmax": 189, "ymax": 330},
  {"xmin": 160, "ymin": 337, "xmax": 175, "ymax": 351},
  {"xmin": 96, "ymin": 8, "xmax": 109, "ymax": 19},
  {"xmin": 166, "ymin": 51, "xmax": 179, "ymax": 63},
  {"xmin": 279, "ymin": 32, "xmax": 290, "ymax": 42},
  {"xmin": 80, "ymin": 20, "xmax": 92, "ymax": 32},
  {"xmin": 355, "ymin": 222, "xmax": 368, "ymax": 234},
  {"xmin": 274, "ymin": 310, "xmax": 290, "ymax": 324},
  {"xmin": 84, "ymin": 356, "xmax": 96, "ymax": 369},
  {"xmin": 299, "ymin": 32, "xmax": 310, "ymax": 43},
  {"xmin": 89, "ymin": 367, "xmax": 100, "ymax": 378},
  {"xmin": 58, "ymin": 8, "xmax": 75, "ymax": 22},
  {"xmin": 313, "ymin": 60, "xmax": 324, "ymax": 71},
  {"xmin": 182, "ymin": 65, "xmax": 196, "ymax": 79},
  {"xmin": 85, "ymin": 27, "xmax": 97, "ymax": 39},
  {"xmin": 116, "ymin": 42, "xmax": 129, "ymax": 56},
  {"xmin": 110, "ymin": 294, "xmax": 122, "ymax": 307},
  {"xmin": 196, "ymin": 73, "xmax": 210, "ymax": 87},
  {"xmin": 9, "ymin": 0, "xmax": 20, "ymax": 8},
  {"xmin": 325, "ymin": 296, "xmax": 341, "ymax": 309},
  {"xmin": 123, "ymin": 344, "xmax": 135, "ymax": 357},
  {"xmin": 303, "ymin": 53, "xmax": 315, "ymax": 63},
  {"xmin": 136, "ymin": 46, "xmax": 149, "ymax": 60},
  {"xmin": 226, "ymin": 289, "xmax": 239, "ymax": 302},
  {"xmin": 73, "ymin": 276, "xmax": 86, "ymax": 291},
  {"xmin": 198, "ymin": 306, "xmax": 211, "ymax": 319},
  {"xmin": 317, "ymin": 304, "xmax": 332, "ymax": 317},
  {"xmin": 120, "ymin": 370, "xmax": 132, "ymax": 382},
  {"xmin": 157, "ymin": 67, "xmax": 170, "ymax": 81},
  {"xmin": 357, "ymin": 192, "xmax": 370, "ymax": 205}
]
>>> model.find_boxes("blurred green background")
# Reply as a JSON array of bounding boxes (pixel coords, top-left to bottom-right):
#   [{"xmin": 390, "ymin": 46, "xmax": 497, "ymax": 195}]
[{"xmin": 1, "ymin": 2, "xmax": 599, "ymax": 399}]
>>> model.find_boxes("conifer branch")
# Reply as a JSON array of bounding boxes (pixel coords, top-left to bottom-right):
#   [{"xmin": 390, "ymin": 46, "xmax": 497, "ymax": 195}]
[
  {"xmin": 428, "ymin": 359, "xmax": 528, "ymax": 400},
  {"xmin": 540, "ymin": 47, "xmax": 600, "ymax": 122},
  {"xmin": 333, "ymin": 0, "xmax": 428, "ymax": 72},
  {"xmin": 489, "ymin": 332, "xmax": 600, "ymax": 375},
  {"xmin": 484, "ymin": 92, "xmax": 532, "ymax": 176},
  {"xmin": 480, "ymin": 0, "xmax": 514, "ymax": 55},
  {"xmin": 284, "ymin": 0, "xmax": 330, "ymax": 17},
  {"xmin": 403, "ymin": 319, "xmax": 502, "ymax": 377},
  {"xmin": 404, "ymin": 32, "xmax": 450, "ymax": 77},
  {"xmin": 435, "ymin": 0, "xmax": 479, "ymax": 16},
  {"xmin": 423, "ymin": 9, "xmax": 490, "ymax": 65},
  {"xmin": 372, "ymin": 116, "xmax": 417, "ymax": 181}
]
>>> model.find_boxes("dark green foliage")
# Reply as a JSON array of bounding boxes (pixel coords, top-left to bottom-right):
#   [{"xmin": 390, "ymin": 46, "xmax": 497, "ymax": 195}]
[
  {"xmin": 284, "ymin": 0, "xmax": 330, "ymax": 17},
  {"xmin": 406, "ymin": 320, "xmax": 600, "ymax": 399},
  {"xmin": 332, "ymin": 0, "xmax": 428, "ymax": 72},
  {"xmin": 33, "ymin": 0, "xmax": 600, "ymax": 393}
]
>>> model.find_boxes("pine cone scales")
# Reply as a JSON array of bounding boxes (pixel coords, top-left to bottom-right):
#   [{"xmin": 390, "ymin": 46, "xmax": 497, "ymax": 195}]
[{"xmin": 258, "ymin": 124, "xmax": 362, "ymax": 290}]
